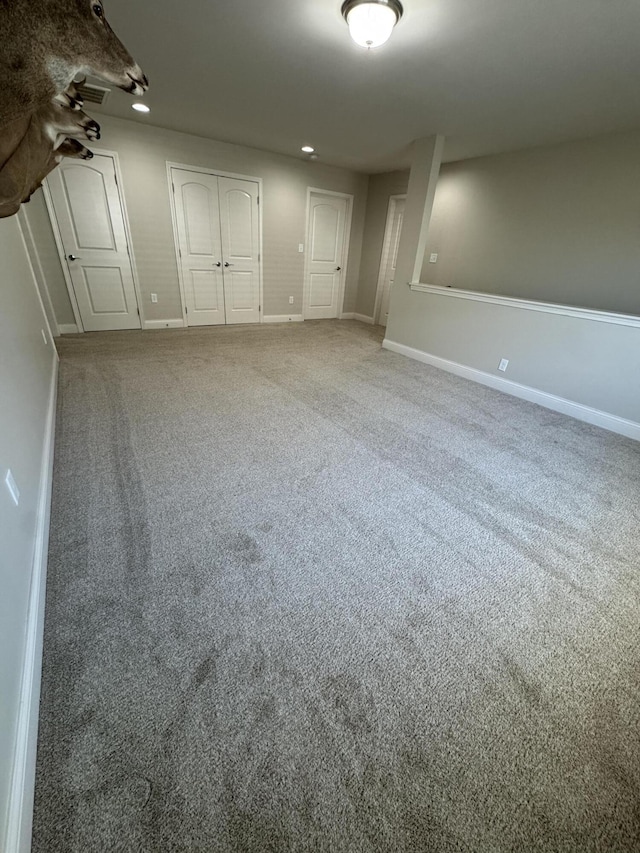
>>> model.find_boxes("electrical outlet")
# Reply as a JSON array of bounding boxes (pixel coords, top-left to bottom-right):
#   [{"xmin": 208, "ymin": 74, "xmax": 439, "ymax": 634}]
[
  {"xmin": 5, "ymin": 469, "xmax": 19, "ymax": 506},
  {"xmin": 498, "ymin": 358, "xmax": 509, "ymax": 372},
  {"xmin": 151, "ymin": 293, "xmax": 158, "ymax": 303},
  {"xmin": 41, "ymin": 329, "xmax": 48, "ymax": 345},
  {"xmin": 289, "ymin": 296, "xmax": 294, "ymax": 305},
  {"xmin": 429, "ymin": 252, "xmax": 438, "ymax": 263},
  {"xmin": 298, "ymin": 244, "xmax": 304, "ymax": 253}
]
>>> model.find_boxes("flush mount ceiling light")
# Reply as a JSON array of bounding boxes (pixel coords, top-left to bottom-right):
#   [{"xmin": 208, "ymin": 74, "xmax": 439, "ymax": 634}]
[
  {"xmin": 341, "ymin": 0, "xmax": 403, "ymax": 49},
  {"xmin": 132, "ymin": 102, "xmax": 150, "ymax": 113},
  {"xmin": 301, "ymin": 146, "xmax": 315, "ymax": 153}
]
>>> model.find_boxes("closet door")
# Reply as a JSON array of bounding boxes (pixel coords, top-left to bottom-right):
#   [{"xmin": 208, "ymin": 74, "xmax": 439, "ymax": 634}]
[
  {"xmin": 218, "ymin": 177, "xmax": 261, "ymax": 325},
  {"xmin": 172, "ymin": 168, "xmax": 225, "ymax": 326},
  {"xmin": 172, "ymin": 169, "xmax": 261, "ymax": 326}
]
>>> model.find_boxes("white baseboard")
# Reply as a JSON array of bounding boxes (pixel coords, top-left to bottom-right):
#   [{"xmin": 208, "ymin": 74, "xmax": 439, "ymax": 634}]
[
  {"xmin": 58, "ymin": 324, "xmax": 78, "ymax": 335},
  {"xmin": 340, "ymin": 313, "xmax": 375, "ymax": 324},
  {"xmin": 143, "ymin": 319, "xmax": 186, "ymax": 330},
  {"xmin": 382, "ymin": 338, "xmax": 640, "ymax": 442},
  {"xmin": 262, "ymin": 315, "xmax": 304, "ymax": 324},
  {"xmin": 4, "ymin": 354, "xmax": 58, "ymax": 853}
]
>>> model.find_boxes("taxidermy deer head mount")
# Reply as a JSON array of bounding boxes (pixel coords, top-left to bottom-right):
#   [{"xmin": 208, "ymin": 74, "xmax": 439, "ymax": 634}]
[{"xmin": 0, "ymin": 0, "xmax": 149, "ymax": 218}]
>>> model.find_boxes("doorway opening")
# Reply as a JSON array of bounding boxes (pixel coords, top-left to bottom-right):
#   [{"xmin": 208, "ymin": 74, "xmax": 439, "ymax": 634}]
[{"xmin": 373, "ymin": 194, "xmax": 406, "ymax": 327}]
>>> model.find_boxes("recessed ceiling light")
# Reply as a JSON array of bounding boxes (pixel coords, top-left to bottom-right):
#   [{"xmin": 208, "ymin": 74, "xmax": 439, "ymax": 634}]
[
  {"xmin": 301, "ymin": 146, "xmax": 315, "ymax": 153},
  {"xmin": 132, "ymin": 102, "xmax": 150, "ymax": 113}
]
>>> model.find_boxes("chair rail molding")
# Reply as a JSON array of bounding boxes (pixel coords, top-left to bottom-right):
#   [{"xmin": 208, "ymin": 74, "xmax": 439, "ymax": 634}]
[{"xmin": 408, "ymin": 283, "xmax": 640, "ymax": 329}]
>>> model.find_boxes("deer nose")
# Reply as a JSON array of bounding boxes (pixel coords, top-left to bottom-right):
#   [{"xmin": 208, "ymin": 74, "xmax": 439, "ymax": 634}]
[{"xmin": 126, "ymin": 67, "xmax": 149, "ymax": 95}]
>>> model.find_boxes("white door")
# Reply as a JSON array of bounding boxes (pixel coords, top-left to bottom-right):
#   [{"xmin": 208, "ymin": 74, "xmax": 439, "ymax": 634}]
[
  {"xmin": 218, "ymin": 177, "xmax": 261, "ymax": 325},
  {"xmin": 304, "ymin": 192, "xmax": 350, "ymax": 320},
  {"xmin": 376, "ymin": 196, "xmax": 405, "ymax": 326},
  {"xmin": 172, "ymin": 169, "xmax": 225, "ymax": 326},
  {"xmin": 172, "ymin": 168, "xmax": 261, "ymax": 326},
  {"xmin": 46, "ymin": 154, "xmax": 140, "ymax": 332}
]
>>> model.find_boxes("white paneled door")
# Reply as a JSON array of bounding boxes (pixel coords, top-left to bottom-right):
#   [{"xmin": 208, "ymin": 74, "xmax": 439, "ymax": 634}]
[
  {"xmin": 172, "ymin": 170, "xmax": 225, "ymax": 326},
  {"xmin": 304, "ymin": 192, "xmax": 350, "ymax": 320},
  {"xmin": 172, "ymin": 168, "xmax": 261, "ymax": 326},
  {"xmin": 377, "ymin": 196, "xmax": 405, "ymax": 326},
  {"xmin": 46, "ymin": 153, "xmax": 141, "ymax": 332}
]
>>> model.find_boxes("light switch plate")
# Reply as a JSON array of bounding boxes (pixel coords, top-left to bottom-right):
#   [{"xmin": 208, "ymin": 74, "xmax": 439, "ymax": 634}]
[
  {"xmin": 429, "ymin": 253, "xmax": 438, "ymax": 263},
  {"xmin": 498, "ymin": 358, "xmax": 509, "ymax": 372},
  {"xmin": 298, "ymin": 244, "xmax": 304, "ymax": 253}
]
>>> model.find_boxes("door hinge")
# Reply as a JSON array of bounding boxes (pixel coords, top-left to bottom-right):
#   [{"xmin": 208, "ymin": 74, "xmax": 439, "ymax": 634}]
[
  {"xmin": 114, "ymin": 173, "xmax": 118, "ymax": 186},
  {"xmin": 137, "ymin": 307, "xmax": 140, "ymax": 316},
  {"xmin": 172, "ymin": 182, "xmax": 175, "ymax": 193},
  {"xmin": 185, "ymin": 305, "xmax": 188, "ymax": 313},
  {"xmin": 179, "ymin": 248, "xmax": 182, "ymax": 258}
]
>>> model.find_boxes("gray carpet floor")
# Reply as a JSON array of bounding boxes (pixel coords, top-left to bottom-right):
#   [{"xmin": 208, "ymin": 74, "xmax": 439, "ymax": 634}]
[{"xmin": 33, "ymin": 319, "xmax": 640, "ymax": 852}]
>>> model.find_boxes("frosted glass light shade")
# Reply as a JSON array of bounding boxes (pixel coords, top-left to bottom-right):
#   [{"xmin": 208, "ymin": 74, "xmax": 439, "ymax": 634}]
[{"xmin": 343, "ymin": 0, "xmax": 402, "ymax": 49}]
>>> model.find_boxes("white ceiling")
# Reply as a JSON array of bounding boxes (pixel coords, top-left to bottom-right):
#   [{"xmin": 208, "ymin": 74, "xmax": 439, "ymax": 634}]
[{"xmin": 97, "ymin": 0, "xmax": 640, "ymax": 172}]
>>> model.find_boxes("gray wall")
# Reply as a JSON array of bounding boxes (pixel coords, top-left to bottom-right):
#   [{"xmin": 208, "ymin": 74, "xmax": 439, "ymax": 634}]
[
  {"xmin": 358, "ymin": 129, "xmax": 640, "ymax": 320},
  {"xmin": 420, "ymin": 129, "xmax": 640, "ymax": 315},
  {"xmin": 0, "ymin": 215, "xmax": 57, "ymax": 847},
  {"xmin": 34, "ymin": 124, "xmax": 640, "ymax": 328},
  {"xmin": 71, "ymin": 115, "xmax": 369, "ymax": 321},
  {"xmin": 386, "ymin": 287, "xmax": 640, "ymax": 424},
  {"xmin": 382, "ymin": 128, "xmax": 640, "ymax": 425}
]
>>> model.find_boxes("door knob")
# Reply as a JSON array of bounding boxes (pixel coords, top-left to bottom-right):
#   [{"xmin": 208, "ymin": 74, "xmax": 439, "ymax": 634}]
[
  {"xmin": 214, "ymin": 261, "xmax": 221, "ymax": 267},
  {"xmin": 224, "ymin": 262, "xmax": 234, "ymax": 267},
  {"xmin": 68, "ymin": 254, "xmax": 81, "ymax": 261},
  {"xmin": 335, "ymin": 266, "xmax": 342, "ymax": 271}
]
